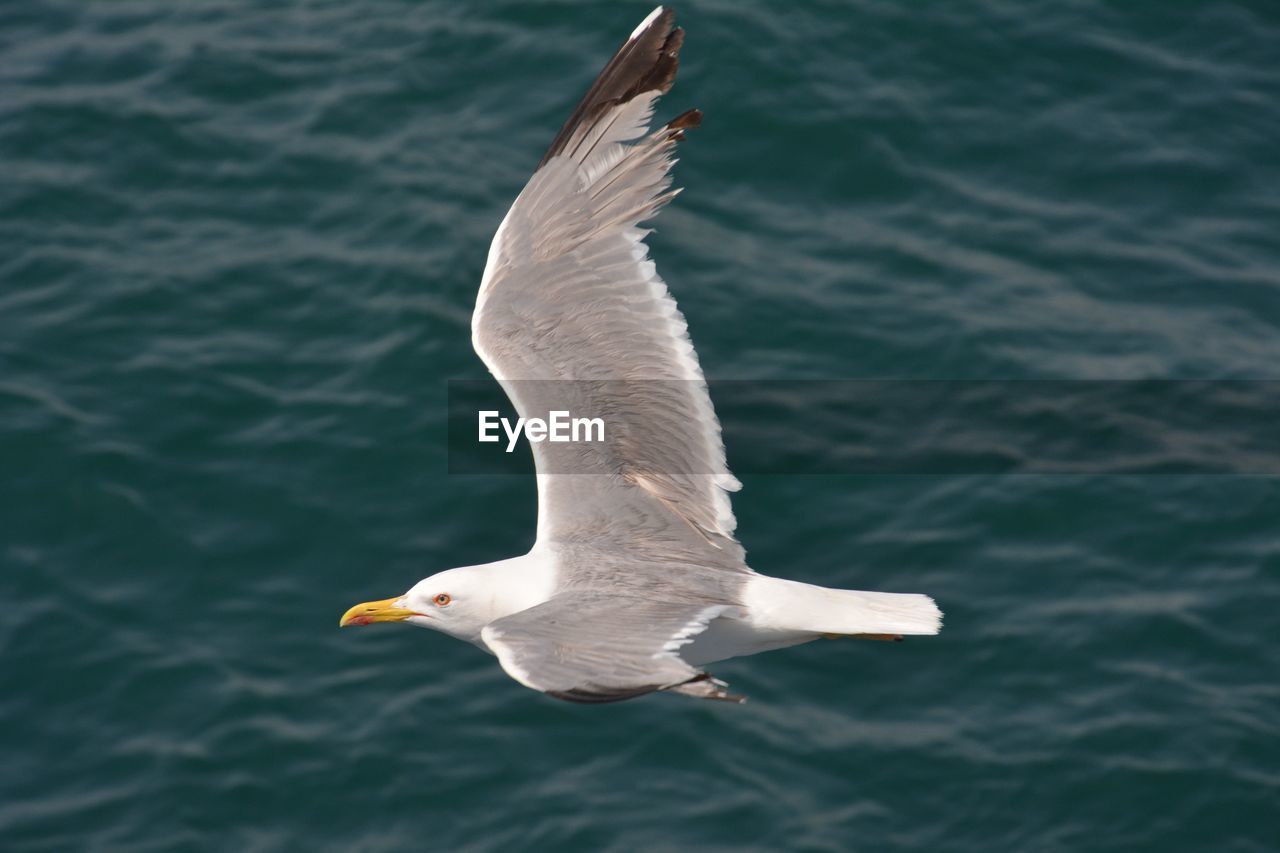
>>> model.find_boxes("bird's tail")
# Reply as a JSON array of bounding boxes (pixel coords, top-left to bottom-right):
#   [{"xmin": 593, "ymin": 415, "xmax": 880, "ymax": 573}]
[{"xmin": 751, "ymin": 576, "xmax": 943, "ymax": 638}]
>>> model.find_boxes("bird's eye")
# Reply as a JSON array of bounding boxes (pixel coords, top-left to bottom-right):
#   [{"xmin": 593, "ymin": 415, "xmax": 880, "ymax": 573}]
[{"xmin": 434, "ymin": 593, "xmax": 451, "ymax": 606}]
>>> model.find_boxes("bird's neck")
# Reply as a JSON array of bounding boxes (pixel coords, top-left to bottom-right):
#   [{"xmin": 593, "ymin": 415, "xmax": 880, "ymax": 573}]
[{"xmin": 465, "ymin": 550, "xmax": 557, "ymax": 635}]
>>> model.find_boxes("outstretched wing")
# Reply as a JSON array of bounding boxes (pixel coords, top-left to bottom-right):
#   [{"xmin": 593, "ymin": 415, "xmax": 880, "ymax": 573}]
[
  {"xmin": 480, "ymin": 594, "xmax": 743, "ymax": 703},
  {"xmin": 471, "ymin": 6, "xmax": 746, "ymax": 569}
]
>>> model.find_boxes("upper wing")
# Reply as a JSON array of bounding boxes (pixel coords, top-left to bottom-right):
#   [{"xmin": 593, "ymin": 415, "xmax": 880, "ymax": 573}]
[
  {"xmin": 471, "ymin": 7, "xmax": 746, "ymax": 568},
  {"xmin": 480, "ymin": 593, "xmax": 743, "ymax": 703}
]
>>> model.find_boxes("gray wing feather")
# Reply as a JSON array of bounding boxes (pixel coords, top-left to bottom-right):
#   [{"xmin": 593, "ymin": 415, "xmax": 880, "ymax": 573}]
[
  {"xmin": 481, "ymin": 594, "xmax": 741, "ymax": 703},
  {"xmin": 472, "ymin": 9, "xmax": 746, "ymax": 570}
]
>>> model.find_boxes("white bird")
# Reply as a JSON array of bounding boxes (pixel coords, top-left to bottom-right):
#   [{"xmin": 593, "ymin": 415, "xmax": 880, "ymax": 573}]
[{"xmin": 340, "ymin": 6, "xmax": 941, "ymax": 703}]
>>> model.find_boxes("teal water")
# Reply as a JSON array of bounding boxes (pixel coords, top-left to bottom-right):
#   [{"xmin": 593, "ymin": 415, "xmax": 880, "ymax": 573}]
[{"xmin": 3, "ymin": 2, "xmax": 1279, "ymax": 850}]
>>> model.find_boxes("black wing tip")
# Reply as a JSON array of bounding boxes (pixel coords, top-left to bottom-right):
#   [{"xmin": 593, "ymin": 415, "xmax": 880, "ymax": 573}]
[
  {"xmin": 622, "ymin": 8, "xmax": 682, "ymax": 99},
  {"xmin": 639, "ymin": 25, "xmax": 684, "ymax": 98},
  {"xmin": 665, "ymin": 672, "xmax": 746, "ymax": 703},
  {"xmin": 633, "ymin": 7, "xmax": 677, "ymax": 49},
  {"xmin": 539, "ymin": 7, "xmax": 692, "ymax": 167}
]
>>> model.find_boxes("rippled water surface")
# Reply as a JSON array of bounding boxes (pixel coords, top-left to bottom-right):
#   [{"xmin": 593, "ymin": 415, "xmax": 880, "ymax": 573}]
[{"xmin": 3, "ymin": 2, "xmax": 1278, "ymax": 850}]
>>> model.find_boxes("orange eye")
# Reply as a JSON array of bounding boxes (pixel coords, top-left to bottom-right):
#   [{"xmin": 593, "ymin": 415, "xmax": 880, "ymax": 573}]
[{"xmin": 433, "ymin": 593, "xmax": 451, "ymax": 606}]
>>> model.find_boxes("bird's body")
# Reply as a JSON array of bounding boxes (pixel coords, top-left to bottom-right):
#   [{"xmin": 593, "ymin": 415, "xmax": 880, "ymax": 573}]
[{"xmin": 341, "ymin": 6, "xmax": 941, "ymax": 704}]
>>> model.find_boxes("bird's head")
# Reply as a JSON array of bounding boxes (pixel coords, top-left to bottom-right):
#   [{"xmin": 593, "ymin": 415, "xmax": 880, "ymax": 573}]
[{"xmin": 338, "ymin": 568, "xmax": 492, "ymax": 643}]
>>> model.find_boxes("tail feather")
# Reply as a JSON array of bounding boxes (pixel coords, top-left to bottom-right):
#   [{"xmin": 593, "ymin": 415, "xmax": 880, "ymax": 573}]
[
  {"xmin": 822, "ymin": 589, "xmax": 943, "ymax": 636},
  {"xmin": 749, "ymin": 576, "xmax": 943, "ymax": 637}
]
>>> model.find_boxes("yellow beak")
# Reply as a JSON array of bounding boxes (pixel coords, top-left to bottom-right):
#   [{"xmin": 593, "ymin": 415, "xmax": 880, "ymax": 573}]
[{"xmin": 339, "ymin": 596, "xmax": 412, "ymax": 628}]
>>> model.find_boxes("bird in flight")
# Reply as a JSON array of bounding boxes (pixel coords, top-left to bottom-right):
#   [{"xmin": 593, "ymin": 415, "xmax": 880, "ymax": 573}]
[{"xmin": 340, "ymin": 6, "xmax": 941, "ymax": 703}]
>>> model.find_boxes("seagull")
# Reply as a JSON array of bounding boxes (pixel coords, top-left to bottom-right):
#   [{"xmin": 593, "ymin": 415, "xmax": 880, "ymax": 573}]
[{"xmin": 339, "ymin": 6, "xmax": 941, "ymax": 703}]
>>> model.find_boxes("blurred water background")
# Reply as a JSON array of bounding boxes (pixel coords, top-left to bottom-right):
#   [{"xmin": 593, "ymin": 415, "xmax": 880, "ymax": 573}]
[{"xmin": 2, "ymin": 1, "xmax": 1278, "ymax": 850}]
